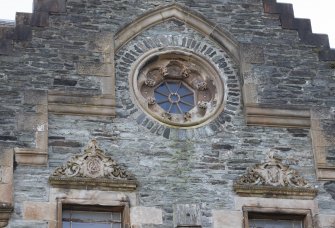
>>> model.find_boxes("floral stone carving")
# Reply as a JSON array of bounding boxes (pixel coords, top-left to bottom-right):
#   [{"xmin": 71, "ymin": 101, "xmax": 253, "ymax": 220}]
[
  {"xmin": 49, "ymin": 139, "xmax": 137, "ymax": 191},
  {"xmin": 233, "ymin": 152, "xmax": 317, "ymax": 199}
]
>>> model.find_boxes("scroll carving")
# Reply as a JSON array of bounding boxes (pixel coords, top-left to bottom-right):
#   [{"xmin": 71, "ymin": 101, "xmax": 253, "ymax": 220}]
[
  {"xmin": 52, "ymin": 139, "xmax": 132, "ymax": 180},
  {"xmin": 49, "ymin": 139, "xmax": 137, "ymax": 191},
  {"xmin": 234, "ymin": 151, "xmax": 317, "ymax": 199}
]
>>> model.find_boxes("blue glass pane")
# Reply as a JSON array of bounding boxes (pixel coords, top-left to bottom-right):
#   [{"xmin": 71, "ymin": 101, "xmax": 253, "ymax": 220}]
[
  {"xmin": 159, "ymin": 101, "xmax": 171, "ymax": 111},
  {"xmin": 181, "ymin": 94, "xmax": 194, "ymax": 105},
  {"xmin": 155, "ymin": 83, "xmax": 169, "ymax": 95},
  {"xmin": 170, "ymin": 104, "xmax": 181, "ymax": 114},
  {"xmin": 179, "ymin": 103, "xmax": 193, "ymax": 112},
  {"xmin": 62, "ymin": 222, "xmax": 71, "ymax": 228},
  {"xmin": 179, "ymin": 86, "xmax": 192, "ymax": 97},
  {"xmin": 166, "ymin": 82, "xmax": 180, "ymax": 93},
  {"xmin": 154, "ymin": 92, "xmax": 168, "ymax": 103}
]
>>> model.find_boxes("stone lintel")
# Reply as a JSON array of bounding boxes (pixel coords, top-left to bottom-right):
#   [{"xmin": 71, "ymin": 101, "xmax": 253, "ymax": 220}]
[
  {"xmin": 49, "ymin": 177, "xmax": 137, "ymax": 191},
  {"xmin": 315, "ymin": 166, "xmax": 335, "ymax": 180},
  {"xmin": 14, "ymin": 148, "xmax": 48, "ymax": 166},
  {"xmin": 245, "ymin": 104, "xmax": 311, "ymax": 128},
  {"xmin": 233, "ymin": 184, "xmax": 318, "ymax": 200}
]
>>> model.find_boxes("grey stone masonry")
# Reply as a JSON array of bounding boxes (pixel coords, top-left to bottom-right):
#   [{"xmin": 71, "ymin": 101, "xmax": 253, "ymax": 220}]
[{"xmin": 0, "ymin": 0, "xmax": 334, "ymax": 227}]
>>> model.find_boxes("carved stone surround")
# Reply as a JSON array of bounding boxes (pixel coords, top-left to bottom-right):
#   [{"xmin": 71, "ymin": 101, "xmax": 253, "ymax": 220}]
[
  {"xmin": 133, "ymin": 50, "xmax": 225, "ymax": 128},
  {"xmin": 49, "ymin": 139, "xmax": 137, "ymax": 191},
  {"xmin": 234, "ymin": 151, "xmax": 318, "ymax": 199}
]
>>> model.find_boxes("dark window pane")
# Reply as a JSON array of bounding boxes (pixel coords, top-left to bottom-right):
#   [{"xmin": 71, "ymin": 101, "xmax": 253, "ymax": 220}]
[{"xmin": 71, "ymin": 222, "xmax": 110, "ymax": 228}]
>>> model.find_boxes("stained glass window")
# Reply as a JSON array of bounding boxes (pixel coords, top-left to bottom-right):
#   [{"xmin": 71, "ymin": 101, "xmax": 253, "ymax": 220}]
[{"xmin": 154, "ymin": 81, "xmax": 194, "ymax": 114}]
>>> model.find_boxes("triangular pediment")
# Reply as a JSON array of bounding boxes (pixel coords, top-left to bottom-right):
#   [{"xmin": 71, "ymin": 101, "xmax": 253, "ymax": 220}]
[
  {"xmin": 234, "ymin": 152, "xmax": 317, "ymax": 199},
  {"xmin": 49, "ymin": 139, "xmax": 137, "ymax": 191}
]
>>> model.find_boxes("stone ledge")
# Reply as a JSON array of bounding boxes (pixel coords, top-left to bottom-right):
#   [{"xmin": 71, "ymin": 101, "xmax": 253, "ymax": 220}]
[
  {"xmin": 48, "ymin": 94, "xmax": 116, "ymax": 117},
  {"xmin": 49, "ymin": 177, "xmax": 137, "ymax": 191},
  {"xmin": 314, "ymin": 165, "xmax": 335, "ymax": 180},
  {"xmin": 0, "ymin": 203, "xmax": 13, "ymax": 228},
  {"xmin": 233, "ymin": 184, "xmax": 318, "ymax": 200},
  {"xmin": 14, "ymin": 148, "xmax": 48, "ymax": 166},
  {"xmin": 245, "ymin": 105, "xmax": 311, "ymax": 128}
]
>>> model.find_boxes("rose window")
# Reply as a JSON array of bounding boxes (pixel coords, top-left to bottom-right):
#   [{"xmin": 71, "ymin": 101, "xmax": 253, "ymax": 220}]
[{"xmin": 131, "ymin": 50, "xmax": 225, "ymax": 128}]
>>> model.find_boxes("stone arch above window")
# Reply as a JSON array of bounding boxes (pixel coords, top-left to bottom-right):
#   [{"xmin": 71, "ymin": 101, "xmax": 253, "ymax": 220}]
[{"xmin": 114, "ymin": 3, "xmax": 240, "ymax": 63}]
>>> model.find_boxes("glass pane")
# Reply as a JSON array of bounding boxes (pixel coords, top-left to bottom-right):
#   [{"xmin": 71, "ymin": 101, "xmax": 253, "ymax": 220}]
[
  {"xmin": 181, "ymin": 94, "xmax": 194, "ymax": 106},
  {"xmin": 249, "ymin": 219, "xmax": 303, "ymax": 228},
  {"xmin": 159, "ymin": 101, "xmax": 171, "ymax": 111},
  {"xmin": 71, "ymin": 222, "xmax": 110, "ymax": 228},
  {"xmin": 70, "ymin": 211, "xmax": 111, "ymax": 222},
  {"xmin": 178, "ymin": 103, "xmax": 192, "ymax": 113},
  {"xmin": 166, "ymin": 82, "xmax": 179, "ymax": 93},
  {"xmin": 179, "ymin": 86, "xmax": 192, "ymax": 97},
  {"xmin": 170, "ymin": 103, "xmax": 181, "ymax": 114},
  {"xmin": 111, "ymin": 212, "xmax": 121, "ymax": 222},
  {"xmin": 154, "ymin": 92, "xmax": 168, "ymax": 103},
  {"xmin": 62, "ymin": 222, "xmax": 71, "ymax": 228},
  {"xmin": 62, "ymin": 211, "xmax": 71, "ymax": 219},
  {"xmin": 155, "ymin": 83, "xmax": 169, "ymax": 95},
  {"xmin": 112, "ymin": 223, "xmax": 122, "ymax": 228}
]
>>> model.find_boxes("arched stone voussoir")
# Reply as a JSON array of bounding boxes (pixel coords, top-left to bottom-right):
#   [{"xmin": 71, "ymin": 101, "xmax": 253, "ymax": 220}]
[{"xmin": 114, "ymin": 3, "xmax": 241, "ymax": 63}]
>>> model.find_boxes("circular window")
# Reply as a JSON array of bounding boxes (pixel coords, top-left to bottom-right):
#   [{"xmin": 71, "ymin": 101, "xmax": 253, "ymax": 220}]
[{"xmin": 131, "ymin": 49, "xmax": 225, "ymax": 128}]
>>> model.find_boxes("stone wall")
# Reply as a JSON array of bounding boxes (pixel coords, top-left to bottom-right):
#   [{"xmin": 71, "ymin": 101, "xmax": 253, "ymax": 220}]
[{"xmin": 0, "ymin": 0, "xmax": 335, "ymax": 227}]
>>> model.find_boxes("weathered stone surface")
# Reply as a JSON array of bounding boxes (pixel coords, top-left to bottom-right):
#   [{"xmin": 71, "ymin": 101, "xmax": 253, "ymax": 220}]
[
  {"xmin": 173, "ymin": 204, "xmax": 201, "ymax": 227},
  {"xmin": 0, "ymin": 0, "xmax": 334, "ymax": 227},
  {"xmin": 130, "ymin": 207, "xmax": 163, "ymax": 225},
  {"xmin": 212, "ymin": 210, "xmax": 242, "ymax": 228}
]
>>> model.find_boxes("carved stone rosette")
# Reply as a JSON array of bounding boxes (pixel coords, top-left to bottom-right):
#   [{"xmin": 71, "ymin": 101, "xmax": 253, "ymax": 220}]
[
  {"xmin": 49, "ymin": 139, "xmax": 137, "ymax": 191},
  {"xmin": 233, "ymin": 153, "xmax": 317, "ymax": 199}
]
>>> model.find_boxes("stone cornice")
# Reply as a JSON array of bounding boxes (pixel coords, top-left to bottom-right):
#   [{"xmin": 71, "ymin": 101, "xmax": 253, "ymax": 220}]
[{"xmin": 245, "ymin": 104, "xmax": 311, "ymax": 128}]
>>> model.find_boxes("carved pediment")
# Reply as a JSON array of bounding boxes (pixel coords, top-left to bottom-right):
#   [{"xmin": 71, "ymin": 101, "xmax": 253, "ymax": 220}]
[
  {"xmin": 234, "ymin": 152, "xmax": 317, "ymax": 199},
  {"xmin": 49, "ymin": 139, "xmax": 137, "ymax": 191}
]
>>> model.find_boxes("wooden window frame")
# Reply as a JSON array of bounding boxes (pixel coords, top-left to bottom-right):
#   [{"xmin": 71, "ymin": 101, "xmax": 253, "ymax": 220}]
[
  {"xmin": 243, "ymin": 206, "xmax": 313, "ymax": 228},
  {"xmin": 56, "ymin": 198, "xmax": 130, "ymax": 228}
]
